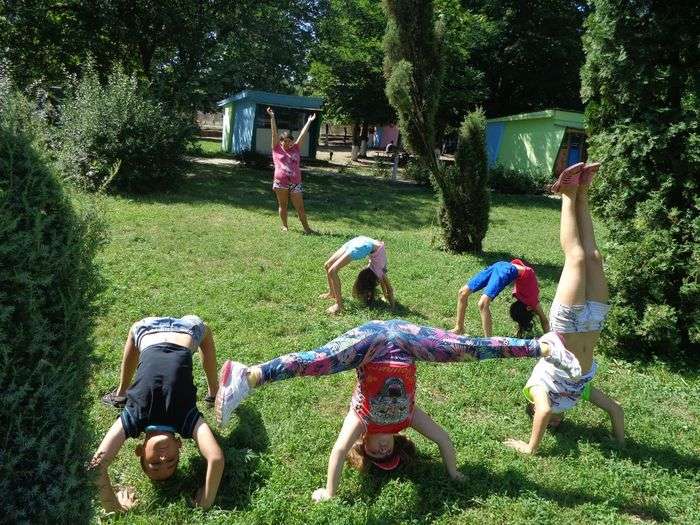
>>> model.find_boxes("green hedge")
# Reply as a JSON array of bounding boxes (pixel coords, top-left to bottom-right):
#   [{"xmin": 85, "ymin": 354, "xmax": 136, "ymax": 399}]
[
  {"xmin": 55, "ymin": 66, "xmax": 196, "ymax": 192},
  {"xmin": 0, "ymin": 83, "xmax": 102, "ymax": 522},
  {"xmin": 488, "ymin": 165, "xmax": 550, "ymax": 195},
  {"xmin": 581, "ymin": 1, "xmax": 699, "ymax": 356}
]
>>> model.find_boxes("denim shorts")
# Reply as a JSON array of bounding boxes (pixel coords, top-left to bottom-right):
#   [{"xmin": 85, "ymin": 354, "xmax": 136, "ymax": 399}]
[
  {"xmin": 549, "ymin": 301, "xmax": 610, "ymax": 333},
  {"xmin": 131, "ymin": 315, "xmax": 206, "ymax": 350}
]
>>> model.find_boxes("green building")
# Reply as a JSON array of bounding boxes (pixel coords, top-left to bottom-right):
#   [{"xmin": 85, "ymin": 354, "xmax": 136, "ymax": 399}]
[{"xmin": 486, "ymin": 109, "xmax": 588, "ymax": 176}]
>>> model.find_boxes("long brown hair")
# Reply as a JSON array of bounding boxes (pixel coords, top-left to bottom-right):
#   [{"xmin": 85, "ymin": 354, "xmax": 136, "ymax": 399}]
[
  {"xmin": 352, "ymin": 268, "xmax": 379, "ymax": 305},
  {"xmin": 346, "ymin": 434, "xmax": 417, "ymax": 471}
]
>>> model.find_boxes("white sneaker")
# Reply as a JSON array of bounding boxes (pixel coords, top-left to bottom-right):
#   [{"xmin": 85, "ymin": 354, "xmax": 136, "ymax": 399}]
[
  {"xmin": 539, "ymin": 332, "xmax": 582, "ymax": 380},
  {"xmin": 215, "ymin": 360, "xmax": 250, "ymax": 426}
]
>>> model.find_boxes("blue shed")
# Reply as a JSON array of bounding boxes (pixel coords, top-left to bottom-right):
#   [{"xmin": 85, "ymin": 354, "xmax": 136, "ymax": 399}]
[{"xmin": 218, "ymin": 90, "xmax": 324, "ymax": 158}]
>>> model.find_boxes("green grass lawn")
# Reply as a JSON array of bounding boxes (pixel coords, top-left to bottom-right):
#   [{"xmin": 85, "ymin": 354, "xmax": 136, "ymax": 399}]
[{"xmin": 91, "ymin": 159, "xmax": 699, "ymax": 524}]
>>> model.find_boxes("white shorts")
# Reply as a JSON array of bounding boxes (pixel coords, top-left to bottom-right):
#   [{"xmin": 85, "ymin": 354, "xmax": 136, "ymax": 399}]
[
  {"xmin": 524, "ymin": 359, "xmax": 597, "ymax": 413},
  {"xmin": 549, "ymin": 301, "xmax": 610, "ymax": 333}
]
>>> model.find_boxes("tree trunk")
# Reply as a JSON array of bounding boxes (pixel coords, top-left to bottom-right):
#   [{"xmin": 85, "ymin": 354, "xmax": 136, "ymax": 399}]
[
  {"xmin": 359, "ymin": 121, "xmax": 368, "ymax": 157},
  {"xmin": 351, "ymin": 123, "xmax": 360, "ymax": 161}
]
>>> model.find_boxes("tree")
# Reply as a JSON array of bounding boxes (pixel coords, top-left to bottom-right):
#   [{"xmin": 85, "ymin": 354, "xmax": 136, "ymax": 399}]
[
  {"xmin": 581, "ymin": 0, "xmax": 700, "ymax": 356},
  {"xmin": 0, "ymin": 80, "xmax": 102, "ymax": 522},
  {"xmin": 462, "ymin": 0, "xmax": 590, "ymax": 117},
  {"xmin": 383, "ymin": 0, "xmax": 490, "ymax": 253},
  {"xmin": 435, "ymin": 109, "xmax": 490, "ymax": 252}
]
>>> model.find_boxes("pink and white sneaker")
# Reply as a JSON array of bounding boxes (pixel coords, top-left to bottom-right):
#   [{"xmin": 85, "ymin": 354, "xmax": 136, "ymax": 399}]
[
  {"xmin": 215, "ymin": 360, "xmax": 250, "ymax": 426},
  {"xmin": 551, "ymin": 162, "xmax": 585, "ymax": 193},
  {"xmin": 580, "ymin": 162, "xmax": 601, "ymax": 186},
  {"xmin": 539, "ymin": 332, "xmax": 582, "ymax": 380}
]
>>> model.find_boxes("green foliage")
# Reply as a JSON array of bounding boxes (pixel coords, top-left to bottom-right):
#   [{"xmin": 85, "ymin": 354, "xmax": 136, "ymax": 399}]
[
  {"xmin": 403, "ymin": 158, "xmax": 432, "ymax": 185},
  {"xmin": 581, "ymin": 0, "xmax": 700, "ymax": 355},
  {"xmin": 55, "ymin": 66, "xmax": 195, "ymax": 192},
  {"xmin": 489, "ymin": 165, "xmax": 549, "ymax": 195},
  {"xmin": 463, "ymin": 0, "xmax": 590, "ymax": 116},
  {"xmin": 307, "ymin": 0, "xmax": 393, "ymax": 125},
  {"xmin": 383, "ymin": 0, "xmax": 443, "ymax": 165},
  {"xmin": 0, "ymin": 82, "xmax": 102, "ymax": 523},
  {"xmin": 434, "ymin": 109, "xmax": 490, "ymax": 252}
]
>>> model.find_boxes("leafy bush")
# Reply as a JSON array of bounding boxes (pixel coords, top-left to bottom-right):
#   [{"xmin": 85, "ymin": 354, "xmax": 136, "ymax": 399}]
[
  {"xmin": 489, "ymin": 164, "xmax": 549, "ymax": 195},
  {"xmin": 581, "ymin": 0, "xmax": 699, "ymax": 356},
  {"xmin": 0, "ymin": 82, "xmax": 103, "ymax": 522},
  {"xmin": 402, "ymin": 158, "xmax": 431, "ymax": 185},
  {"xmin": 55, "ymin": 66, "xmax": 195, "ymax": 192},
  {"xmin": 433, "ymin": 109, "xmax": 490, "ymax": 252}
]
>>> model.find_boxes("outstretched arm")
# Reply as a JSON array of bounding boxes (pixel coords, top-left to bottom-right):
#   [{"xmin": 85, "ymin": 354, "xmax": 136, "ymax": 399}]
[
  {"xmin": 589, "ymin": 387, "xmax": 625, "ymax": 445},
  {"xmin": 193, "ymin": 419, "xmax": 225, "ymax": 509},
  {"xmin": 295, "ymin": 113, "xmax": 317, "ymax": 146},
  {"xmin": 410, "ymin": 407, "xmax": 463, "ymax": 480},
  {"xmin": 504, "ymin": 385, "xmax": 551, "ymax": 455},
  {"xmin": 89, "ymin": 419, "xmax": 133, "ymax": 512},
  {"xmin": 267, "ymin": 107, "xmax": 278, "ymax": 149},
  {"xmin": 533, "ymin": 303, "xmax": 550, "ymax": 333},
  {"xmin": 380, "ymin": 275, "xmax": 395, "ymax": 308},
  {"xmin": 313, "ymin": 409, "xmax": 364, "ymax": 502}
]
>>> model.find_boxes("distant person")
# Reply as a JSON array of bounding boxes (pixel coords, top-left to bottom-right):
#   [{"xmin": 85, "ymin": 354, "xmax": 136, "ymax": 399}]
[
  {"xmin": 452, "ymin": 260, "xmax": 549, "ymax": 337},
  {"xmin": 91, "ymin": 316, "xmax": 224, "ymax": 512},
  {"xmin": 267, "ymin": 107, "xmax": 316, "ymax": 234},
  {"xmin": 319, "ymin": 236, "xmax": 395, "ymax": 315}
]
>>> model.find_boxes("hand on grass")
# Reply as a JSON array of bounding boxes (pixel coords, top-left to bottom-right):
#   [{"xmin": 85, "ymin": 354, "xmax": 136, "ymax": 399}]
[
  {"xmin": 115, "ymin": 486, "xmax": 138, "ymax": 511},
  {"xmin": 504, "ymin": 438, "xmax": 532, "ymax": 455},
  {"xmin": 312, "ymin": 487, "xmax": 332, "ymax": 502},
  {"xmin": 193, "ymin": 486, "xmax": 212, "ymax": 509}
]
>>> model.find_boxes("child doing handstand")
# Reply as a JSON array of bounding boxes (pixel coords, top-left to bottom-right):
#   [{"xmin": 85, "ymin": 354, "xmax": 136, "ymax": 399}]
[{"xmin": 504, "ymin": 162, "xmax": 625, "ymax": 455}]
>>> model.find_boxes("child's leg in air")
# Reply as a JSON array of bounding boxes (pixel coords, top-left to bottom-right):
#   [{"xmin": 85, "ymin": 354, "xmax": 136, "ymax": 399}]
[
  {"xmin": 394, "ymin": 322, "xmax": 542, "ymax": 362},
  {"xmin": 553, "ymin": 185, "xmax": 587, "ymax": 309},
  {"xmin": 320, "ymin": 247, "xmax": 346, "ymax": 299},
  {"xmin": 576, "ymin": 183, "xmax": 609, "ymax": 304},
  {"xmin": 249, "ymin": 321, "xmax": 388, "ymax": 386}
]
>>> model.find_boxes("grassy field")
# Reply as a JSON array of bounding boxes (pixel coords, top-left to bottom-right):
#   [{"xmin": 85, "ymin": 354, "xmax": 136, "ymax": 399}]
[{"xmin": 91, "ymin": 158, "xmax": 699, "ymax": 524}]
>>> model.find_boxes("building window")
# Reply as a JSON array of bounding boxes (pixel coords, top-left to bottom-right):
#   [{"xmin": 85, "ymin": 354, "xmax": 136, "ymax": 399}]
[{"xmin": 256, "ymin": 105, "xmax": 308, "ymax": 131}]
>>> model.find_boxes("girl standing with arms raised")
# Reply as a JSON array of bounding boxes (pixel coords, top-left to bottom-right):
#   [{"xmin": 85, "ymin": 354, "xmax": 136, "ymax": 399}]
[{"xmin": 268, "ymin": 107, "xmax": 316, "ymax": 234}]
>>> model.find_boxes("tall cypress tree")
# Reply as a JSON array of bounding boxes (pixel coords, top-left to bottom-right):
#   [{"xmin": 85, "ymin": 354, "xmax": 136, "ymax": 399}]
[
  {"xmin": 383, "ymin": 0, "xmax": 490, "ymax": 252},
  {"xmin": 581, "ymin": 1, "xmax": 699, "ymax": 355}
]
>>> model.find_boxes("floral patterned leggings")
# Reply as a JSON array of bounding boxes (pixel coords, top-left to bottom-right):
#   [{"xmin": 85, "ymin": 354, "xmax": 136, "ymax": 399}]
[{"xmin": 257, "ymin": 319, "xmax": 541, "ymax": 384}]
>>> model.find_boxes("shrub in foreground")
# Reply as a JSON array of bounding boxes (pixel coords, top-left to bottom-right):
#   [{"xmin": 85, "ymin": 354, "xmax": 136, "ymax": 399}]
[{"xmin": 0, "ymin": 83, "xmax": 102, "ymax": 522}]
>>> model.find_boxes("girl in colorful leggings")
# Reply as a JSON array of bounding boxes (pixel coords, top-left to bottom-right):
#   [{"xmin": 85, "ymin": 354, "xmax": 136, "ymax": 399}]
[
  {"xmin": 504, "ymin": 162, "xmax": 625, "ymax": 455},
  {"xmin": 215, "ymin": 319, "xmax": 580, "ymax": 501}
]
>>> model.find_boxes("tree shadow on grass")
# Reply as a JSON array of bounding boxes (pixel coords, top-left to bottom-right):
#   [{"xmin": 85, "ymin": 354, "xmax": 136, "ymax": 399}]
[
  {"xmin": 355, "ymin": 457, "xmax": 671, "ymax": 523},
  {"xmin": 546, "ymin": 420, "xmax": 700, "ymax": 482},
  {"xmin": 126, "ymin": 162, "xmax": 564, "ymax": 232},
  {"xmin": 151, "ymin": 405, "xmax": 270, "ymax": 511}
]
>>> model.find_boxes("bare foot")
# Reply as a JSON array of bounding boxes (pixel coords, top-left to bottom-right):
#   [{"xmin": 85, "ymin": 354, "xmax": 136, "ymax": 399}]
[
  {"xmin": 281, "ymin": 226, "xmax": 289, "ymax": 232},
  {"xmin": 450, "ymin": 326, "xmax": 464, "ymax": 335},
  {"xmin": 503, "ymin": 438, "xmax": 533, "ymax": 455},
  {"xmin": 318, "ymin": 292, "xmax": 333, "ymax": 300},
  {"xmin": 326, "ymin": 304, "xmax": 342, "ymax": 315}
]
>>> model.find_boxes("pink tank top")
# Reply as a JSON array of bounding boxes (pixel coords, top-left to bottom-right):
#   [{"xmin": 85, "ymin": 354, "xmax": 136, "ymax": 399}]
[{"xmin": 272, "ymin": 143, "xmax": 301, "ymax": 184}]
